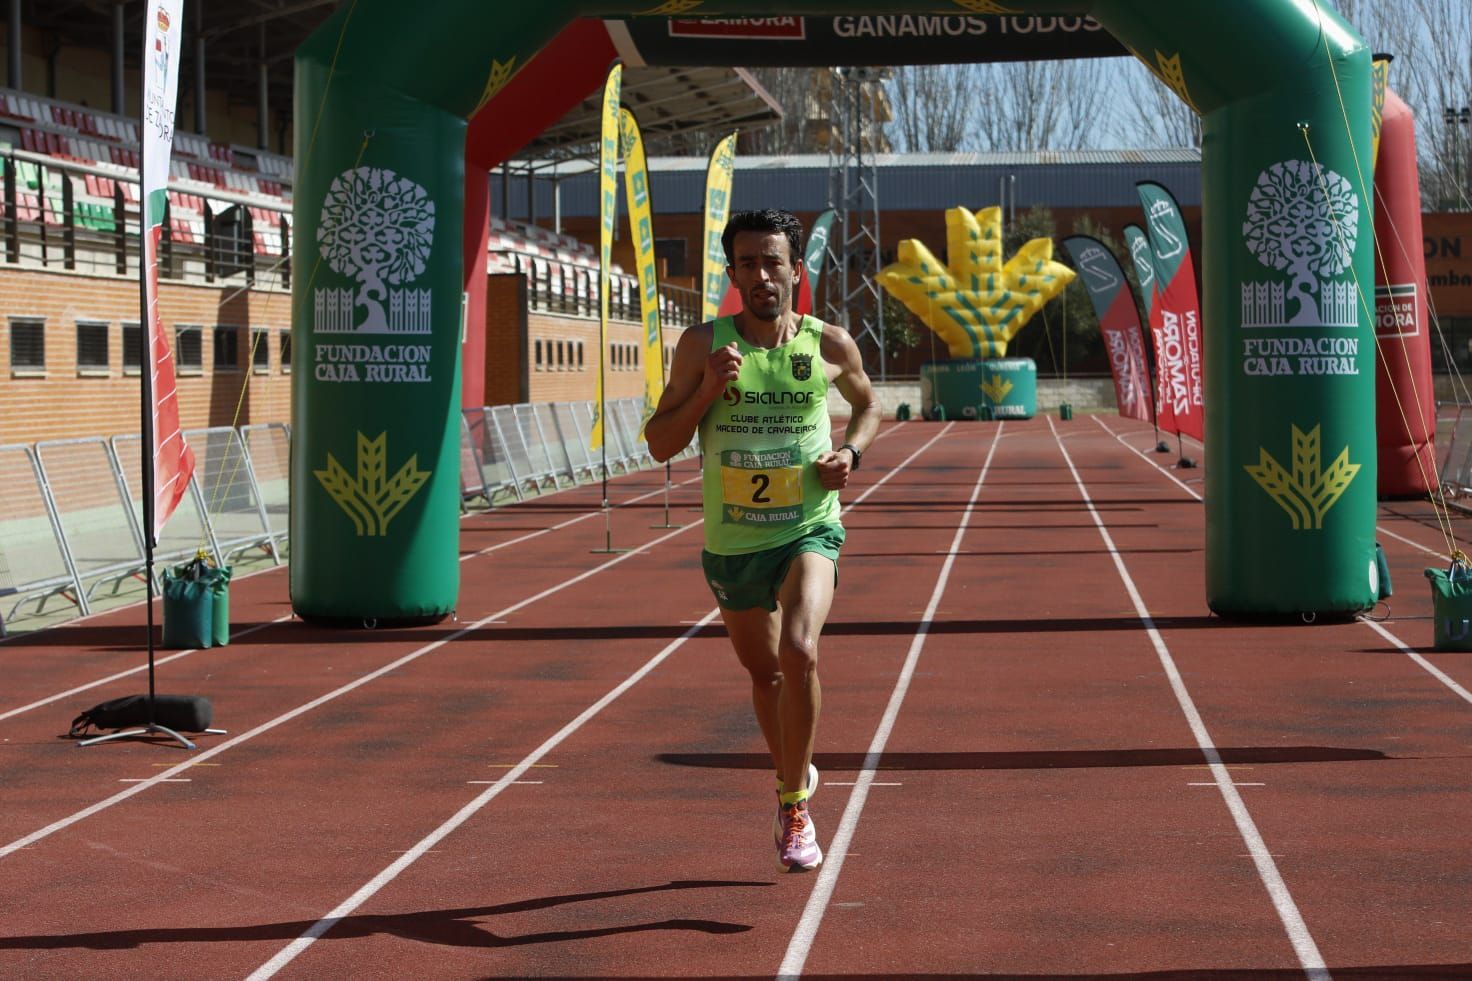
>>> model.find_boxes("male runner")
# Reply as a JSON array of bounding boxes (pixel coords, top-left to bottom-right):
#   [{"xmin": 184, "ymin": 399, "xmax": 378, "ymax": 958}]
[{"xmin": 646, "ymin": 209, "xmax": 879, "ymax": 872}]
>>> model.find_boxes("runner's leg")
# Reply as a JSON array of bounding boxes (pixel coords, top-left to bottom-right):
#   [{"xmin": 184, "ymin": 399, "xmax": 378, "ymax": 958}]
[
  {"xmin": 720, "ymin": 605, "xmax": 783, "ymax": 776},
  {"xmin": 774, "ymin": 551, "xmax": 836, "ymax": 796}
]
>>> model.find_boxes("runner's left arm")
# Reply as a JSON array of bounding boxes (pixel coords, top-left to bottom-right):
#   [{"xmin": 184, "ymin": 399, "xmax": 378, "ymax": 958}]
[{"xmin": 814, "ymin": 324, "xmax": 881, "ymax": 490}]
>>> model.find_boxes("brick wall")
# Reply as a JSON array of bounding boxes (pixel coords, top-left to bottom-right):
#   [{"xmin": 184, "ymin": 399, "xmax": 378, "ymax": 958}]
[
  {"xmin": 0, "ymin": 265, "xmax": 693, "ymax": 448},
  {"xmin": 0, "ymin": 267, "xmax": 293, "ymax": 445},
  {"xmin": 486, "ymin": 273, "xmax": 686, "ymax": 407}
]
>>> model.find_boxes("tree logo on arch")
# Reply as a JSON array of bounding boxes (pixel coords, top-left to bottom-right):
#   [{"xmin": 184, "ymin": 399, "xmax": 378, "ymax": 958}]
[
  {"xmin": 315, "ymin": 166, "xmax": 436, "ymax": 335},
  {"xmin": 1241, "ymin": 160, "xmax": 1359, "ymax": 329}
]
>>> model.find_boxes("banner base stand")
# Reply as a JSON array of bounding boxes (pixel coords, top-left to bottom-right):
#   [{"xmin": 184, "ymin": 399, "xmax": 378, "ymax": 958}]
[
  {"xmin": 590, "ymin": 505, "xmax": 632, "ymax": 555},
  {"xmin": 1155, "ymin": 442, "xmax": 1172, "ymax": 453},
  {"xmin": 79, "ymin": 724, "xmax": 227, "ymax": 751},
  {"xmin": 652, "ymin": 471, "xmax": 680, "ymax": 528}
]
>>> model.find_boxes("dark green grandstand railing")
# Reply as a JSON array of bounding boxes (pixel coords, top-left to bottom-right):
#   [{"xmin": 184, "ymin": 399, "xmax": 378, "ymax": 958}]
[{"xmin": 0, "ymin": 148, "xmax": 291, "ymax": 287}]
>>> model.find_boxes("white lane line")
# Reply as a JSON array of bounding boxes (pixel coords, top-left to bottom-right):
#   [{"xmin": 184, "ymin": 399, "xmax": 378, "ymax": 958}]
[
  {"xmin": 0, "ymin": 519, "xmax": 701, "ymax": 862},
  {"xmin": 778, "ymin": 422, "xmax": 1000, "ymax": 980},
  {"xmin": 0, "ymin": 614, "xmax": 294, "ymax": 723},
  {"xmin": 825, "ymin": 781, "xmax": 901, "ymax": 787},
  {"xmin": 1091, "ymin": 416, "xmax": 1203, "ymax": 501},
  {"xmin": 246, "ymin": 422, "xmax": 949, "ymax": 979},
  {"xmin": 1375, "ymin": 525, "xmax": 1442, "ymax": 558},
  {"xmin": 1360, "ymin": 617, "xmax": 1472, "ymax": 706},
  {"xmin": 1050, "ymin": 415, "xmax": 1330, "ymax": 981},
  {"xmin": 1189, "ymin": 782, "xmax": 1266, "ymax": 787},
  {"xmin": 1093, "ymin": 415, "xmax": 1472, "ymax": 709}
]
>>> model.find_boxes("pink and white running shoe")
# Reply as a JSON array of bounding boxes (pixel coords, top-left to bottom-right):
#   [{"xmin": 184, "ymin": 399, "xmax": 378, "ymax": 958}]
[
  {"xmin": 777, "ymin": 799, "xmax": 823, "ymax": 873},
  {"xmin": 773, "ymin": 763, "xmax": 819, "ymax": 844}
]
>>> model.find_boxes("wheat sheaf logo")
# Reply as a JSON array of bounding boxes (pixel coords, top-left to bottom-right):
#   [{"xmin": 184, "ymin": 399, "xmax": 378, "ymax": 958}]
[
  {"xmin": 980, "ymin": 374, "xmax": 1014, "ymax": 403},
  {"xmin": 474, "ymin": 56, "xmax": 518, "ymax": 114},
  {"xmin": 314, "ymin": 431, "xmax": 431, "ymax": 537},
  {"xmin": 1244, "ymin": 424, "xmax": 1359, "ymax": 530}
]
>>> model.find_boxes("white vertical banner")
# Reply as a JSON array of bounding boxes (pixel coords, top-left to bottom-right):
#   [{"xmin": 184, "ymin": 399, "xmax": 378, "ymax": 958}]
[{"xmin": 140, "ymin": 0, "xmax": 194, "ymax": 543}]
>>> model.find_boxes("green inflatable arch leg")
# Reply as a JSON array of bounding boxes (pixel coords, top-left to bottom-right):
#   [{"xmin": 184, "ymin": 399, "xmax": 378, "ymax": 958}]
[{"xmin": 292, "ymin": 0, "xmax": 1375, "ymax": 620}]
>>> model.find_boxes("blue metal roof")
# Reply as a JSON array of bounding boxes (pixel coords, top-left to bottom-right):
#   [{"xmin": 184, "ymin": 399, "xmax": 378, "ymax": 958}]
[{"xmin": 491, "ymin": 148, "xmax": 1203, "ymax": 217}]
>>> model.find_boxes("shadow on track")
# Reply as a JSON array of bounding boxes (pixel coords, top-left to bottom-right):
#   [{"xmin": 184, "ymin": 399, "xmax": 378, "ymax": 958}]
[
  {"xmin": 0, "ymin": 880, "xmax": 768, "ymax": 951},
  {"xmin": 464, "ymin": 968, "xmax": 1471, "ymax": 979},
  {"xmin": 656, "ymin": 746, "xmax": 1395, "ymax": 772}
]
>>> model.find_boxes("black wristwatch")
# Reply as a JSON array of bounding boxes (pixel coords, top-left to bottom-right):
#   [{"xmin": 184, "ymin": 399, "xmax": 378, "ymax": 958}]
[{"xmin": 840, "ymin": 443, "xmax": 862, "ymax": 471}]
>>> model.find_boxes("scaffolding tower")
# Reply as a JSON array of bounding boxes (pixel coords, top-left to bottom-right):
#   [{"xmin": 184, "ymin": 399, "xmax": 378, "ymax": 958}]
[{"xmin": 822, "ymin": 67, "xmax": 888, "ymax": 380}]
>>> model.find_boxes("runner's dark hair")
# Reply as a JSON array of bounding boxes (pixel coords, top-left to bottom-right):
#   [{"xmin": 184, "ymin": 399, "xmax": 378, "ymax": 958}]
[{"xmin": 722, "ymin": 209, "xmax": 805, "ymax": 266}]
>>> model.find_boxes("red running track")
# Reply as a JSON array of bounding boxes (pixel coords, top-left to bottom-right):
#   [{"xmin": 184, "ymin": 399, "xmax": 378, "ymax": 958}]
[{"xmin": 1, "ymin": 416, "xmax": 1469, "ymax": 979}]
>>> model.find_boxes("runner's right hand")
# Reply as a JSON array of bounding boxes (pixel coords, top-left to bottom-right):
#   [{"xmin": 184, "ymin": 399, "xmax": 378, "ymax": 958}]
[{"xmin": 705, "ymin": 342, "xmax": 742, "ymax": 392}]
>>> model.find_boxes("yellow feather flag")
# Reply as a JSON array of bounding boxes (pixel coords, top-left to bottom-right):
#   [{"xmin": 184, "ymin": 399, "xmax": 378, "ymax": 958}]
[
  {"xmin": 590, "ymin": 62, "xmax": 622, "ymax": 452},
  {"xmin": 1370, "ymin": 56, "xmax": 1390, "ymax": 168},
  {"xmin": 619, "ymin": 107, "xmax": 665, "ymax": 433},
  {"xmin": 700, "ymin": 131, "xmax": 737, "ymax": 321}
]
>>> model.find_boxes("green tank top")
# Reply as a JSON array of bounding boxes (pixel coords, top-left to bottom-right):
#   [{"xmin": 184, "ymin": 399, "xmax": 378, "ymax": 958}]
[{"xmin": 699, "ymin": 315, "xmax": 841, "ymax": 555}]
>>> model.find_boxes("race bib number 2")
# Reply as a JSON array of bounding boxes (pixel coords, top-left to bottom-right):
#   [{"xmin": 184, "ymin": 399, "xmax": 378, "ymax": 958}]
[{"xmin": 720, "ymin": 446, "xmax": 803, "ymax": 526}]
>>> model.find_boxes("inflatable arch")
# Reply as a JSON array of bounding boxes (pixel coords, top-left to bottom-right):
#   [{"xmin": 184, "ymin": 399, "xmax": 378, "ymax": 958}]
[{"xmin": 290, "ymin": 2, "xmax": 1376, "ymax": 621}]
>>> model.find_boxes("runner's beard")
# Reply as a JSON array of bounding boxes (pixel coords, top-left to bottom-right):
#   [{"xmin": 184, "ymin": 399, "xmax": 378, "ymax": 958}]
[{"xmin": 745, "ymin": 283, "xmax": 788, "ymax": 321}]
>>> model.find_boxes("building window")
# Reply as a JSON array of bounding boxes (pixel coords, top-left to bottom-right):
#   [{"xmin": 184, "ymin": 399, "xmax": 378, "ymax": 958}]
[
  {"xmin": 122, "ymin": 322, "xmax": 141, "ymax": 373},
  {"xmin": 175, "ymin": 325, "xmax": 203, "ymax": 372},
  {"xmin": 76, "ymin": 320, "xmax": 109, "ymax": 371},
  {"xmin": 557, "ymin": 340, "xmax": 566, "ymax": 370},
  {"xmin": 655, "ymin": 238, "xmax": 688, "ymax": 277},
  {"xmin": 279, "ymin": 330, "xmax": 292, "ymax": 372},
  {"xmin": 213, "ymin": 326, "xmax": 240, "ymax": 369},
  {"xmin": 251, "ymin": 329, "xmax": 270, "ymax": 372},
  {"xmin": 10, "ymin": 318, "xmax": 44, "ymax": 372},
  {"xmin": 578, "ymin": 341, "xmax": 585, "ymax": 369},
  {"xmin": 534, "ymin": 338, "xmax": 543, "ymax": 370}
]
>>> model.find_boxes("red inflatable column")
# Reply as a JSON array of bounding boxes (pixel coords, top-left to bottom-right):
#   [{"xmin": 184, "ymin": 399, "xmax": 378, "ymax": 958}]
[{"xmin": 1374, "ymin": 89, "xmax": 1437, "ymax": 497}]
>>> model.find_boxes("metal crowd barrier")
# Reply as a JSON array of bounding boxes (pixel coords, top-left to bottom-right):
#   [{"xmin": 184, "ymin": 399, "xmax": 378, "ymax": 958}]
[
  {"xmin": 1438, "ymin": 402, "xmax": 1472, "ymax": 502},
  {"xmin": 456, "ymin": 397, "xmax": 695, "ymax": 509},
  {"xmin": 1, "ymin": 401, "xmax": 692, "ymax": 634}
]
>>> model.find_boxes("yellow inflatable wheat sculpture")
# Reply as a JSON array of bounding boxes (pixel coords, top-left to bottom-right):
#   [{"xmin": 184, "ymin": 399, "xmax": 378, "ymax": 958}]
[{"xmin": 879, "ymin": 206, "xmax": 1076, "ymax": 360}]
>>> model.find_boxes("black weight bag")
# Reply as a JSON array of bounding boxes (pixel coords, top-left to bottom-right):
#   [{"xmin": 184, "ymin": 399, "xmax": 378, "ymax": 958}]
[{"xmin": 68, "ymin": 694, "xmax": 213, "ymax": 737}]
